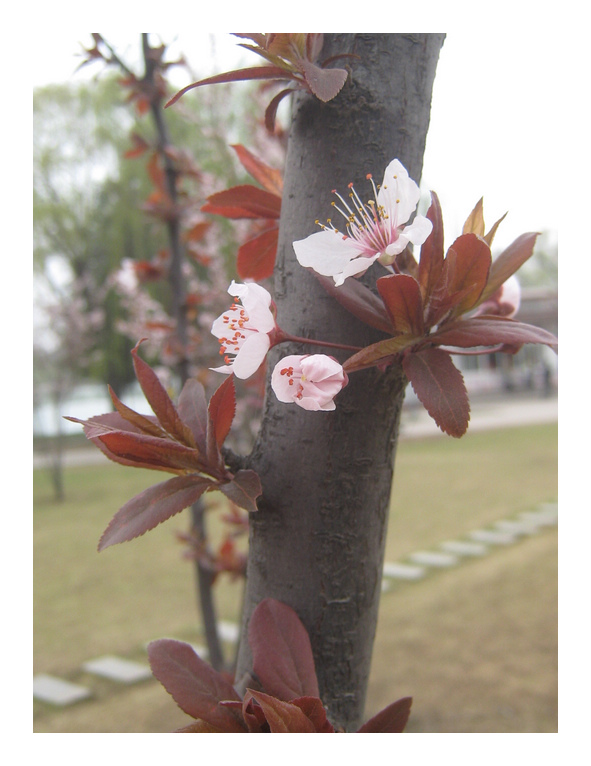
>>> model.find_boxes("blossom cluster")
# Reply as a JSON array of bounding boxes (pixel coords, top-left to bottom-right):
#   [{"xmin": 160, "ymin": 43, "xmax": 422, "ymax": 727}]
[{"xmin": 210, "ymin": 158, "xmax": 556, "ymax": 426}]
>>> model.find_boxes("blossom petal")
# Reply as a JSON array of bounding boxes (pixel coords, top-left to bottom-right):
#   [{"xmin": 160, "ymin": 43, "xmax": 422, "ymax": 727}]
[
  {"xmin": 333, "ymin": 253, "xmax": 380, "ymax": 286},
  {"xmin": 209, "ymin": 363, "xmax": 234, "ymax": 375},
  {"xmin": 232, "ymin": 332, "xmax": 271, "ymax": 379},
  {"xmin": 297, "ymin": 395, "xmax": 336, "ymax": 411},
  {"xmin": 271, "ymin": 358, "xmax": 300, "ymax": 403},
  {"xmin": 229, "ymin": 281, "xmax": 275, "ymax": 332},
  {"xmin": 378, "ymin": 159, "xmax": 421, "ymax": 226},
  {"xmin": 385, "ymin": 215, "xmax": 433, "ymax": 256},
  {"xmin": 300, "ymin": 354, "xmax": 345, "ymax": 384},
  {"xmin": 293, "ymin": 229, "xmax": 364, "ymax": 277}
]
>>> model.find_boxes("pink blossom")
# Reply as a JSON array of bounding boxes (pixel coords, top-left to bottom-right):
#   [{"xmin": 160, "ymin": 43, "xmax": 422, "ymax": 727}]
[
  {"xmin": 211, "ymin": 281, "xmax": 276, "ymax": 379},
  {"xmin": 293, "ymin": 159, "xmax": 432, "ymax": 286},
  {"xmin": 271, "ymin": 354, "xmax": 348, "ymax": 411},
  {"xmin": 475, "ymin": 275, "xmax": 522, "ymax": 318}
]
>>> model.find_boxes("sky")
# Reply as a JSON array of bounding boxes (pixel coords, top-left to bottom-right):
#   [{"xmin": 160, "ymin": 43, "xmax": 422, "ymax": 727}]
[{"xmin": 31, "ymin": 30, "xmax": 560, "ymax": 254}]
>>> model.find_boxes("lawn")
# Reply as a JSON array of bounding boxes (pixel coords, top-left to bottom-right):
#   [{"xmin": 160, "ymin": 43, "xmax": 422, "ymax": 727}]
[{"xmin": 33, "ymin": 422, "xmax": 557, "ymax": 732}]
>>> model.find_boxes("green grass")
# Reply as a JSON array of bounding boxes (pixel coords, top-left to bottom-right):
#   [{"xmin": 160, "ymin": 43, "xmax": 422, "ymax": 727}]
[
  {"xmin": 33, "ymin": 422, "xmax": 557, "ymax": 732},
  {"xmin": 386, "ymin": 423, "xmax": 558, "ymax": 559}
]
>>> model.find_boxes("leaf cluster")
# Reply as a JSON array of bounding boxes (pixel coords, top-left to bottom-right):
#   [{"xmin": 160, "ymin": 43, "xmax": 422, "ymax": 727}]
[
  {"xmin": 334, "ymin": 195, "xmax": 557, "ymax": 436},
  {"xmin": 165, "ymin": 33, "xmax": 355, "ymax": 132},
  {"xmin": 201, "ymin": 144, "xmax": 282, "ymax": 281},
  {"xmin": 148, "ymin": 598, "xmax": 412, "ymax": 733},
  {"xmin": 66, "ymin": 341, "xmax": 261, "ymax": 550}
]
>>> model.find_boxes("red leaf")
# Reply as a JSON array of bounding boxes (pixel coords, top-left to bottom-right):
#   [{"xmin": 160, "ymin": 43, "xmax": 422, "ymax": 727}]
[
  {"xmin": 479, "ymin": 232, "xmax": 539, "ymax": 303},
  {"xmin": 240, "ymin": 692, "xmax": 270, "ymax": 732},
  {"xmin": 246, "ymin": 690, "xmax": 316, "ymax": 733},
  {"xmin": 231, "ymin": 144, "xmax": 283, "ymax": 195},
  {"xmin": 291, "ymin": 696, "xmax": 335, "ymax": 732},
  {"xmin": 237, "ymin": 227, "xmax": 279, "ymax": 281},
  {"xmin": 249, "ymin": 598, "xmax": 319, "ymax": 701},
  {"xmin": 418, "ymin": 191, "xmax": 445, "ymax": 299},
  {"xmin": 131, "ymin": 341, "xmax": 196, "ymax": 447},
  {"xmin": 299, "ymin": 59, "xmax": 348, "ymax": 102},
  {"xmin": 208, "ymin": 375, "xmax": 236, "ymax": 449},
  {"xmin": 218, "ymin": 470, "xmax": 262, "ymax": 513},
  {"xmin": 147, "ymin": 639, "xmax": 245, "ymax": 732},
  {"xmin": 357, "ymin": 696, "xmax": 412, "ymax": 732},
  {"xmin": 314, "ymin": 272, "xmax": 394, "ymax": 335},
  {"xmin": 123, "ymin": 132, "xmax": 149, "ymax": 159},
  {"xmin": 343, "ymin": 334, "xmax": 419, "ymax": 373},
  {"xmin": 165, "ymin": 66, "xmax": 292, "ymax": 108},
  {"xmin": 65, "ymin": 411, "xmax": 160, "ymax": 466},
  {"xmin": 432, "ymin": 316, "xmax": 558, "ymax": 350},
  {"xmin": 442, "ymin": 233, "xmax": 492, "ymax": 318},
  {"xmin": 202, "ymin": 185, "xmax": 281, "ymax": 220},
  {"xmin": 462, "ymin": 197, "xmax": 485, "ymax": 237},
  {"xmin": 377, "ymin": 274, "xmax": 425, "ymax": 335},
  {"xmin": 403, "ymin": 348, "xmax": 470, "ymax": 438},
  {"xmin": 177, "ymin": 378, "xmax": 208, "ymax": 455},
  {"xmin": 97, "ymin": 430, "xmax": 201, "ymax": 473},
  {"xmin": 98, "ymin": 474, "xmax": 213, "ymax": 550},
  {"xmin": 264, "ymin": 87, "xmax": 296, "ymax": 133},
  {"xmin": 107, "ymin": 385, "xmax": 167, "ymax": 439},
  {"xmin": 184, "ymin": 220, "xmax": 212, "ymax": 242}
]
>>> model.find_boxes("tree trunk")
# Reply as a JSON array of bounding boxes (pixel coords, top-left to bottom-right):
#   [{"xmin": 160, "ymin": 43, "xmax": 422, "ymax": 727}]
[{"xmin": 235, "ymin": 33, "xmax": 445, "ymax": 731}]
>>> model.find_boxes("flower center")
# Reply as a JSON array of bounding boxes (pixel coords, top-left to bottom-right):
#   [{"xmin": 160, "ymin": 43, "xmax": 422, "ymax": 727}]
[
  {"xmin": 280, "ymin": 365, "xmax": 305, "ymax": 399},
  {"xmin": 315, "ymin": 174, "xmax": 399, "ymax": 256},
  {"xmin": 217, "ymin": 298, "xmax": 252, "ymax": 364}
]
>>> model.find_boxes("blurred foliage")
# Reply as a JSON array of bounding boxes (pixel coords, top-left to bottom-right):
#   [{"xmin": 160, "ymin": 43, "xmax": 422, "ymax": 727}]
[{"xmin": 33, "ymin": 60, "xmax": 278, "ymax": 394}]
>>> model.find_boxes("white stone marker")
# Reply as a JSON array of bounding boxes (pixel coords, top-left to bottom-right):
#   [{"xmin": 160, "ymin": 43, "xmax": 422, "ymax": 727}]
[
  {"xmin": 33, "ymin": 674, "xmax": 91, "ymax": 705},
  {"xmin": 409, "ymin": 550, "xmax": 458, "ymax": 567},
  {"xmin": 217, "ymin": 621, "xmax": 240, "ymax": 643},
  {"xmin": 439, "ymin": 540, "xmax": 488, "ymax": 557},
  {"xmin": 469, "ymin": 529, "xmax": 517, "ymax": 545},
  {"xmin": 82, "ymin": 655, "xmax": 152, "ymax": 684},
  {"xmin": 382, "ymin": 562, "xmax": 426, "ymax": 580}
]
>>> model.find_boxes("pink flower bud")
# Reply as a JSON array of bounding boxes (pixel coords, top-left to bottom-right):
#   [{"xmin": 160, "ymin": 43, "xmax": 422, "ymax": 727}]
[{"xmin": 271, "ymin": 354, "xmax": 348, "ymax": 411}]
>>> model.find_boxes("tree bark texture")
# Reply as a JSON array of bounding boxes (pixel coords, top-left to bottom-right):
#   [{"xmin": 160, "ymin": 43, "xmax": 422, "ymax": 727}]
[{"xmin": 236, "ymin": 34, "xmax": 445, "ymax": 731}]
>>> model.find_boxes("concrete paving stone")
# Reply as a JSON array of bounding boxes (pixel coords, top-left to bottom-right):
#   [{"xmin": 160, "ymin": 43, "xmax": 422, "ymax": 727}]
[
  {"xmin": 33, "ymin": 674, "xmax": 92, "ymax": 706},
  {"xmin": 81, "ymin": 655, "xmax": 152, "ymax": 684},
  {"xmin": 217, "ymin": 621, "xmax": 240, "ymax": 643},
  {"xmin": 494, "ymin": 519, "xmax": 541, "ymax": 536},
  {"xmin": 519, "ymin": 508, "xmax": 558, "ymax": 526},
  {"xmin": 382, "ymin": 562, "xmax": 426, "ymax": 580},
  {"xmin": 469, "ymin": 529, "xmax": 517, "ymax": 545},
  {"xmin": 439, "ymin": 540, "xmax": 488, "ymax": 557},
  {"xmin": 409, "ymin": 550, "xmax": 458, "ymax": 567}
]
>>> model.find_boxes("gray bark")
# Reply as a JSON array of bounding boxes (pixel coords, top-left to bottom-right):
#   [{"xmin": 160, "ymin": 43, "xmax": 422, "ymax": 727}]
[{"xmin": 236, "ymin": 33, "xmax": 445, "ymax": 731}]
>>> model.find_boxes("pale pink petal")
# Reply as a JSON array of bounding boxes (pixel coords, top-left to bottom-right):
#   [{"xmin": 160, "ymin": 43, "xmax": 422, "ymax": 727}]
[
  {"xmin": 232, "ymin": 332, "xmax": 271, "ymax": 379},
  {"xmin": 293, "ymin": 229, "xmax": 364, "ymax": 277},
  {"xmin": 271, "ymin": 356, "xmax": 301, "ymax": 403},
  {"xmin": 229, "ymin": 281, "xmax": 275, "ymax": 332},
  {"xmin": 333, "ymin": 253, "xmax": 380, "ymax": 286},
  {"xmin": 209, "ymin": 363, "xmax": 234, "ymax": 375},
  {"xmin": 378, "ymin": 159, "xmax": 421, "ymax": 226},
  {"xmin": 384, "ymin": 215, "xmax": 432, "ymax": 256},
  {"xmin": 297, "ymin": 395, "xmax": 336, "ymax": 411},
  {"xmin": 499, "ymin": 275, "xmax": 521, "ymax": 317},
  {"xmin": 300, "ymin": 354, "xmax": 345, "ymax": 383}
]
